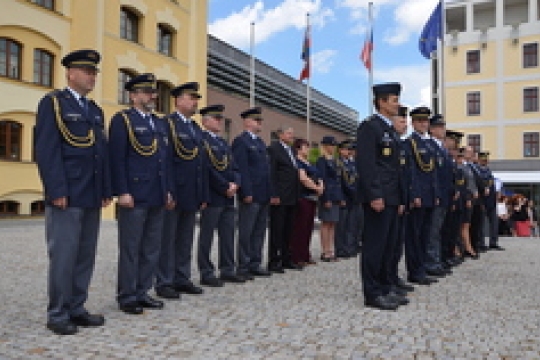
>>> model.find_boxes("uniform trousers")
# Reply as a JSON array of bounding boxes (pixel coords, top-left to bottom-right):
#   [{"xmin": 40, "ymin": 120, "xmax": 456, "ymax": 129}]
[
  {"xmin": 361, "ymin": 204, "xmax": 398, "ymax": 301},
  {"xmin": 117, "ymin": 206, "xmax": 164, "ymax": 305},
  {"xmin": 425, "ymin": 205, "xmax": 447, "ymax": 271},
  {"xmin": 405, "ymin": 207, "xmax": 433, "ymax": 280},
  {"xmin": 470, "ymin": 202, "xmax": 485, "ymax": 251},
  {"xmin": 237, "ymin": 202, "xmax": 269, "ymax": 274},
  {"xmin": 485, "ymin": 207, "xmax": 499, "ymax": 247},
  {"xmin": 389, "ymin": 212, "xmax": 407, "ymax": 285},
  {"xmin": 155, "ymin": 209, "xmax": 177, "ymax": 290},
  {"xmin": 335, "ymin": 205, "xmax": 350, "ymax": 257},
  {"xmin": 45, "ymin": 206, "xmax": 101, "ymax": 324},
  {"xmin": 197, "ymin": 205, "xmax": 237, "ymax": 279},
  {"xmin": 441, "ymin": 208, "xmax": 462, "ymax": 262}
]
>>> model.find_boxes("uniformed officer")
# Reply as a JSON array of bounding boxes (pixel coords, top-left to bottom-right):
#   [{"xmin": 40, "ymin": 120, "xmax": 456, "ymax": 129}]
[
  {"xmin": 441, "ymin": 130, "xmax": 466, "ymax": 267},
  {"xmin": 425, "ymin": 114, "xmax": 453, "ymax": 277},
  {"xmin": 35, "ymin": 49, "xmax": 112, "ymax": 335},
  {"xmin": 388, "ymin": 106, "xmax": 415, "ymax": 293},
  {"xmin": 403, "ymin": 106, "xmax": 440, "ymax": 285},
  {"xmin": 356, "ymin": 83, "xmax": 408, "ymax": 310},
  {"xmin": 335, "ymin": 140, "xmax": 358, "ymax": 258},
  {"xmin": 233, "ymin": 107, "xmax": 272, "ymax": 278},
  {"xmin": 477, "ymin": 151, "xmax": 504, "ymax": 250},
  {"xmin": 197, "ymin": 105, "xmax": 246, "ymax": 287},
  {"xmin": 109, "ymin": 73, "xmax": 174, "ymax": 315},
  {"xmin": 155, "ymin": 82, "xmax": 208, "ymax": 298}
]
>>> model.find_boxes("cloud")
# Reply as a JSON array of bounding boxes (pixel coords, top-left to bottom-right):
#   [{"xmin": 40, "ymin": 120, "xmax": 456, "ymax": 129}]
[
  {"xmin": 337, "ymin": 0, "xmax": 439, "ymax": 44},
  {"xmin": 373, "ymin": 63, "xmax": 432, "ymax": 107},
  {"xmin": 311, "ymin": 49, "xmax": 337, "ymax": 74},
  {"xmin": 209, "ymin": 0, "xmax": 334, "ymax": 49}
]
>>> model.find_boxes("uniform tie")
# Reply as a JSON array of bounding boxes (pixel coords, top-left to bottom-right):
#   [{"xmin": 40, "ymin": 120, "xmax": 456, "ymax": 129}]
[
  {"xmin": 145, "ymin": 114, "xmax": 155, "ymax": 131},
  {"xmin": 80, "ymin": 96, "xmax": 88, "ymax": 116}
]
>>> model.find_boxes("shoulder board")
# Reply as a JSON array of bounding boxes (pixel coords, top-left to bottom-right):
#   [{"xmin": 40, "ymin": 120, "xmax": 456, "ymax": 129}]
[{"xmin": 46, "ymin": 89, "xmax": 63, "ymax": 98}]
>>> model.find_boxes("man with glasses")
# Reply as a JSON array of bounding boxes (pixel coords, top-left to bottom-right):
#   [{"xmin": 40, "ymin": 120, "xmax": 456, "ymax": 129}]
[{"xmin": 109, "ymin": 73, "xmax": 174, "ymax": 315}]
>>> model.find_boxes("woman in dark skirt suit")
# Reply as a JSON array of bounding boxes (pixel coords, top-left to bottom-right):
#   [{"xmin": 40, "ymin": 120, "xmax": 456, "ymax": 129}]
[
  {"xmin": 289, "ymin": 138, "xmax": 324, "ymax": 266},
  {"xmin": 316, "ymin": 136, "xmax": 344, "ymax": 261}
]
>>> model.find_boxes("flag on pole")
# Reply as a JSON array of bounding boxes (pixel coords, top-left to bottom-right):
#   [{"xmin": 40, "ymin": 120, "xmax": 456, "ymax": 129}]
[
  {"xmin": 419, "ymin": 1, "xmax": 442, "ymax": 59},
  {"xmin": 299, "ymin": 25, "xmax": 311, "ymax": 81},
  {"xmin": 360, "ymin": 26, "xmax": 373, "ymax": 71}
]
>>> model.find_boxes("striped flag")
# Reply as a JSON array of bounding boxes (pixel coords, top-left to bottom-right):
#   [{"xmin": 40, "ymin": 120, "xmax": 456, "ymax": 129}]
[
  {"xmin": 299, "ymin": 25, "xmax": 311, "ymax": 81},
  {"xmin": 360, "ymin": 26, "xmax": 373, "ymax": 71}
]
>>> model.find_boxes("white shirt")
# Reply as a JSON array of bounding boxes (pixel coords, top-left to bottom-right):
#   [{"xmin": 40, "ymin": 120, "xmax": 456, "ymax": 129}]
[
  {"xmin": 375, "ymin": 112, "xmax": 392, "ymax": 127},
  {"xmin": 66, "ymin": 87, "xmax": 86, "ymax": 108},
  {"xmin": 497, "ymin": 202, "xmax": 508, "ymax": 216},
  {"xmin": 246, "ymin": 130, "xmax": 258, "ymax": 140},
  {"xmin": 280, "ymin": 140, "xmax": 297, "ymax": 167}
]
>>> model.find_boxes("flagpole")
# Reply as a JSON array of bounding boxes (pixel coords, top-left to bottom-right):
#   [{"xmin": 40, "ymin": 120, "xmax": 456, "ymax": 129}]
[
  {"xmin": 250, "ymin": 21, "xmax": 255, "ymax": 107},
  {"xmin": 368, "ymin": 2, "xmax": 374, "ymax": 116},
  {"xmin": 306, "ymin": 13, "xmax": 311, "ymax": 144},
  {"xmin": 440, "ymin": 0, "xmax": 446, "ymax": 117}
]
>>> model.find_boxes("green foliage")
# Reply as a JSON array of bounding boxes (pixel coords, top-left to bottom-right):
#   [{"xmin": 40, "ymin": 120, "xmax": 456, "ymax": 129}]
[{"xmin": 308, "ymin": 147, "xmax": 320, "ymax": 164}]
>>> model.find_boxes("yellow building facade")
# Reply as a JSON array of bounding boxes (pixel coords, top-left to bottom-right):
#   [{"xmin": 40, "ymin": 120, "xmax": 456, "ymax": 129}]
[
  {"xmin": 444, "ymin": 0, "xmax": 540, "ymax": 161},
  {"xmin": 0, "ymin": 0, "xmax": 207, "ymax": 217}
]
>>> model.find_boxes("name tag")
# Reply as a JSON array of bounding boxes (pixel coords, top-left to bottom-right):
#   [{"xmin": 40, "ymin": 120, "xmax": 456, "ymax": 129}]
[
  {"xmin": 65, "ymin": 113, "xmax": 82, "ymax": 121},
  {"xmin": 135, "ymin": 127, "xmax": 148, "ymax": 133},
  {"xmin": 382, "ymin": 147, "xmax": 391, "ymax": 156},
  {"xmin": 178, "ymin": 132, "xmax": 190, "ymax": 139}
]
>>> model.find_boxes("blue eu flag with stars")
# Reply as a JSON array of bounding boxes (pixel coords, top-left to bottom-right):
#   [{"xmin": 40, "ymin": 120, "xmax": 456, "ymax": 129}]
[{"xmin": 419, "ymin": 1, "xmax": 442, "ymax": 59}]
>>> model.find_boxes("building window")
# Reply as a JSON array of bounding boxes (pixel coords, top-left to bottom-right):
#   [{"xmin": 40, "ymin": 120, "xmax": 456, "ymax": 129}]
[
  {"xmin": 30, "ymin": 0, "xmax": 54, "ymax": 10},
  {"xmin": 31, "ymin": 200, "xmax": 45, "ymax": 215},
  {"xmin": 0, "ymin": 38, "xmax": 22, "ymax": 79},
  {"xmin": 0, "ymin": 201, "xmax": 20, "ymax": 216},
  {"xmin": 0, "ymin": 121, "xmax": 22, "ymax": 161},
  {"xmin": 156, "ymin": 81, "xmax": 172, "ymax": 114},
  {"xmin": 523, "ymin": 43, "xmax": 538, "ymax": 68},
  {"xmin": 33, "ymin": 49, "xmax": 53, "ymax": 87},
  {"xmin": 120, "ymin": 7, "xmax": 139, "ymax": 43},
  {"xmin": 157, "ymin": 24, "xmax": 173, "ymax": 56},
  {"xmin": 467, "ymin": 91, "xmax": 481, "ymax": 115},
  {"xmin": 466, "ymin": 50, "xmax": 480, "ymax": 74},
  {"xmin": 118, "ymin": 69, "xmax": 136, "ymax": 105},
  {"xmin": 467, "ymin": 134, "xmax": 481, "ymax": 153},
  {"xmin": 524, "ymin": 132, "xmax": 539, "ymax": 157},
  {"xmin": 524, "ymin": 87, "xmax": 539, "ymax": 112}
]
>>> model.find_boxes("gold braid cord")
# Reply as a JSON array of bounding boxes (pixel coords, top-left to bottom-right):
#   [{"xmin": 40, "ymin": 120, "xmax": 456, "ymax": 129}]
[
  {"xmin": 410, "ymin": 138, "xmax": 435, "ymax": 173},
  {"xmin": 50, "ymin": 95, "xmax": 95, "ymax": 147},
  {"xmin": 337, "ymin": 158, "xmax": 356, "ymax": 185},
  {"xmin": 168, "ymin": 117, "xmax": 199, "ymax": 160},
  {"xmin": 120, "ymin": 112, "xmax": 158, "ymax": 157},
  {"xmin": 204, "ymin": 140, "xmax": 229, "ymax": 171}
]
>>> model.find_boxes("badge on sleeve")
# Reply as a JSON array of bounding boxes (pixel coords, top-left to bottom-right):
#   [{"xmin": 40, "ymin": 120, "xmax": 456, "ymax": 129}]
[{"xmin": 383, "ymin": 147, "xmax": 391, "ymax": 156}]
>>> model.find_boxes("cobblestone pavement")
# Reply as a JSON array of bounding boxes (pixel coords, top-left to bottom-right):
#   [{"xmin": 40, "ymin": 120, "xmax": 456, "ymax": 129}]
[{"xmin": 0, "ymin": 219, "xmax": 539, "ymax": 359}]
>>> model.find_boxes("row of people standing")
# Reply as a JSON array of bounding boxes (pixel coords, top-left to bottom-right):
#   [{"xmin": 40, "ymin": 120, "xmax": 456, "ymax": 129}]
[{"xmin": 356, "ymin": 82, "xmax": 504, "ymax": 311}]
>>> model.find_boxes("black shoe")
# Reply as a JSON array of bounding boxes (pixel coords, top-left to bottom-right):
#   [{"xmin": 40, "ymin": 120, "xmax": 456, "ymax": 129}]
[
  {"xmin": 478, "ymin": 245, "xmax": 489, "ymax": 253},
  {"xmin": 464, "ymin": 251, "xmax": 479, "ymax": 260},
  {"xmin": 220, "ymin": 274, "xmax": 246, "ymax": 283},
  {"xmin": 47, "ymin": 320, "xmax": 78, "ymax": 335},
  {"xmin": 70, "ymin": 312, "xmax": 105, "ymax": 327},
  {"xmin": 489, "ymin": 245, "xmax": 505, "ymax": 251},
  {"xmin": 396, "ymin": 278, "xmax": 414, "ymax": 292},
  {"xmin": 426, "ymin": 268, "xmax": 447, "ymax": 277},
  {"xmin": 119, "ymin": 302, "xmax": 144, "ymax": 315},
  {"xmin": 155, "ymin": 286, "xmax": 181, "ymax": 299},
  {"xmin": 386, "ymin": 292, "xmax": 410, "ymax": 306},
  {"xmin": 200, "ymin": 277, "xmax": 224, "ymax": 287},
  {"xmin": 364, "ymin": 296, "xmax": 399, "ymax": 311},
  {"xmin": 390, "ymin": 286, "xmax": 408, "ymax": 297},
  {"xmin": 175, "ymin": 282, "xmax": 204, "ymax": 294},
  {"xmin": 283, "ymin": 262, "xmax": 304, "ymax": 270},
  {"xmin": 249, "ymin": 269, "xmax": 272, "ymax": 277},
  {"xmin": 268, "ymin": 265, "xmax": 285, "ymax": 273},
  {"xmin": 139, "ymin": 295, "xmax": 164, "ymax": 309},
  {"xmin": 408, "ymin": 277, "xmax": 433, "ymax": 285},
  {"xmin": 238, "ymin": 273, "xmax": 255, "ymax": 281}
]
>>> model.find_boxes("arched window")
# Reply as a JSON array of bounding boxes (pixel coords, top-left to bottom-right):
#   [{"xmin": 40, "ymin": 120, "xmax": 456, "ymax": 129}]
[
  {"xmin": 120, "ymin": 7, "xmax": 139, "ymax": 43},
  {"xmin": 156, "ymin": 81, "xmax": 172, "ymax": 114},
  {"xmin": 118, "ymin": 69, "xmax": 137, "ymax": 105},
  {"xmin": 0, "ymin": 120, "xmax": 22, "ymax": 161},
  {"xmin": 0, "ymin": 201, "xmax": 20, "ymax": 216},
  {"xmin": 31, "ymin": 200, "xmax": 45, "ymax": 215},
  {"xmin": 157, "ymin": 24, "xmax": 174, "ymax": 56},
  {"xmin": 0, "ymin": 38, "xmax": 22, "ymax": 79},
  {"xmin": 34, "ymin": 49, "xmax": 54, "ymax": 87}
]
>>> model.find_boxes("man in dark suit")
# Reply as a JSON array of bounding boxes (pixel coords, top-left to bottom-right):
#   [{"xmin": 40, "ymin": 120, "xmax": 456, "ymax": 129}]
[
  {"xmin": 477, "ymin": 152, "xmax": 503, "ymax": 250},
  {"xmin": 109, "ymin": 74, "xmax": 174, "ymax": 315},
  {"xmin": 233, "ymin": 107, "xmax": 272, "ymax": 278},
  {"xmin": 465, "ymin": 147, "xmax": 487, "ymax": 254},
  {"xmin": 35, "ymin": 49, "xmax": 112, "ymax": 335},
  {"xmin": 267, "ymin": 126, "xmax": 301, "ymax": 272},
  {"xmin": 197, "ymin": 105, "xmax": 246, "ymax": 287},
  {"xmin": 155, "ymin": 82, "xmax": 208, "ymax": 299},
  {"xmin": 356, "ymin": 83, "xmax": 408, "ymax": 311}
]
